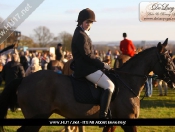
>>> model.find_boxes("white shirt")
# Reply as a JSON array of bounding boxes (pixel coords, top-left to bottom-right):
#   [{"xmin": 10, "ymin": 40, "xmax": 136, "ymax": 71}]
[{"xmin": 80, "ymin": 26, "xmax": 90, "ymax": 36}]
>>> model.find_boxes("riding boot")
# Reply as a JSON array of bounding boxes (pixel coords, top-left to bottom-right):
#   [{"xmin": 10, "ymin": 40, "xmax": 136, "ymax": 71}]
[
  {"xmin": 99, "ymin": 89, "xmax": 113, "ymax": 119},
  {"xmin": 107, "ymin": 109, "xmax": 112, "ymax": 119}
]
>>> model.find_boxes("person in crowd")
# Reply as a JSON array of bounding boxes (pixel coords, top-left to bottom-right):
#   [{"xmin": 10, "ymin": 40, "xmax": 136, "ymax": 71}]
[
  {"xmin": 106, "ymin": 49, "xmax": 112, "ymax": 62},
  {"xmin": 71, "ymin": 8, "xmax": 114, "ymax": 121},
  {"xmin": 0, "ymin": 54, "xmax": 6, "ymax": 66},
  {"xmin": 25, "ymin": 50, "xmax": 31, "ymax": 67},
  {"xmin": 106, "ymin": 49, "xmax": 111, "ymax": 56},
  {"xmin": 54, "ymin": 66, "xmax": 62, "ymax": 74},
  {"xmin": 20, "ymin": 51, "xmax": 28, "ymax": 71},
  {"xmin": 49, "ymin": 53, "xmax": 56, "ymax": 61},
  {"xmin": 6, "ymin": 54, "xmax": 11, "ymax": 64},
  {"xmin": 56, "ymin": 43, "xmax": 64, "ymax": 61},
  {"xmin": 68, "ymin": 53, "xmax": 73, "ymax": 60},
  {"xmin": 0, "ymin": 62, "xmax": 3, "ymax": 85},
  {"xmin": 37, "ymin": 52, "xmax": 42, "ymax": 66},
  {"xmin": 94, "ymin": 50, "xmax": 102, "ymax": 61},
  {"xmin": 1, "ymin": 54, "xmax": 25, "ymax": 87},
  {"xmin": 103, "ymin": 55, "xmax": 111, "ymax": 66},
  {"xmin": 120, "ymin": 32, "xmax": 136, "ymax": 57},
  {"xmin": 31, "ymin": 53, "xmax": 39, "ymax": 64},
  {"xmin": 25, "ymin": 57, "xmax": 42, "ymax": 76},
  {"xmin": 158, "ymin": 79, "xmax": 168, "ymax": 96},
  {"xmin": 145, "ymin": 71, "xmax": 154, "ymax": 97},
  {"xmin": 63, "ymin": 55, "xmax": 68, "ymax": 63},
  {"xmin": 41, "ymin": 52, "xmax": 50, "ymax": 70},
  {"xmin": 113, "ymin": 50, "xmax": 120, "ymax": 69}
]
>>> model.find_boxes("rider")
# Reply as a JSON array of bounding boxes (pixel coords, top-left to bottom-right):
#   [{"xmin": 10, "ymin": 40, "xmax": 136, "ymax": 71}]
[
  {"xmin": 120, "ymin": 32, "xmax": 136, "ymax": 57},
  {"xmin": 71, "ymin": 8, "xmax": 115, "ymax": 120}
]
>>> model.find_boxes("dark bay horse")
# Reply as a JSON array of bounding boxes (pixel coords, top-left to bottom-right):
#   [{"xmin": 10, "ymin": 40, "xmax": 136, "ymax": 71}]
[{"xmin": 0, "ymin": 39, "xmax": 175, "ymax": 132}]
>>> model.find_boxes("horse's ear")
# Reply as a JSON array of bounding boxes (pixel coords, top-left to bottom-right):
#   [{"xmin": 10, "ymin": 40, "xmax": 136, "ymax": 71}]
[
  {"xmin": 157, "ymin": 42, "xmax": 163, "ymax": 53},
  {"xmin": 162, "ymin": 38, "xmax": 168, "ymax": 47},
  {"xmin": 157, "ymin": 38, "xmax": 168, "ymax": 53}
]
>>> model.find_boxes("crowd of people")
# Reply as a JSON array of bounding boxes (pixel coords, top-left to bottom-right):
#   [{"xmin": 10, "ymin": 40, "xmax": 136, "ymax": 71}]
[
  {"xmin": 0, "ymin": 33, "xmax": 173, "ymax": 107},
  {"xmin": 0, "ymin": 42, "xmax": 121, "ymax": 86}
]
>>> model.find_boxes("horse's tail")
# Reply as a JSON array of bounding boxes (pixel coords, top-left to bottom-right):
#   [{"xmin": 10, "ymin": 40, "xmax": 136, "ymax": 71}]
[{"xmin": 0, "ymin": 78, "xmax": 23, "ymax": 119}]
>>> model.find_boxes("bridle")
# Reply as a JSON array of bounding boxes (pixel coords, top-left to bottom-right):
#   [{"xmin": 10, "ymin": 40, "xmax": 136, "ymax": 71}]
[{"xmin": 155, "ymin": 50, "xmax": 175, "ymax": 85}]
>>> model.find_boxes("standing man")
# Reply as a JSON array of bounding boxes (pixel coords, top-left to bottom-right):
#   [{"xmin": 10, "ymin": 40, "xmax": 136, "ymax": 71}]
[
  {"xmin": 41, "ymin": 52, "xmax": 50, "ymax": 70},
  {"xmin": 120, "ymin": 32, "xmax": 136, "ymax": 57},
  {"xmin": 20, "ymin": 51, "xmax": 28, "ymax": 71},
  {"xmin": 2, "ymin": 54, "xmax": 25, "ymax": 87},
  {"xmin": 158, "ymin": 79, "xmax": 168, "ymax": 96},
  {"xmin": 145, "ymin": 71, "xmax": 154, "ymax": 97},
  {"xmin": 56, "ymin": 43, "xmax": 64, "ymax": 61},
  {"xmin": 24, "ymin": 50, "xmax": 31, "ymax": 69}
]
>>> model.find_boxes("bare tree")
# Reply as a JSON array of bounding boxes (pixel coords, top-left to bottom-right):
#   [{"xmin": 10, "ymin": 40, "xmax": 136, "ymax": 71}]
[
  {"xmin": 19, "ymin": 35, "xmax": 38, "ymax": 47},
  {"xmin": 58, "ymin": 31, "xmax": 72, "ymax": 51},
  {"xmin": 33, "ymin": 26, "xmax": 54, "ymax": 47}
]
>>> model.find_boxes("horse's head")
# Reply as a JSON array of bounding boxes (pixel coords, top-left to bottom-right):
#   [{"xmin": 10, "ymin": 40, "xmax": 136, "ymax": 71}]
[{"xmin": 153, "ymin": 38, "xmax": 175, "ymax": 88}]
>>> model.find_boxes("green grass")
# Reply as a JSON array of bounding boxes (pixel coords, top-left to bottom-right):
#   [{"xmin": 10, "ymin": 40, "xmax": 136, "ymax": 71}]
[{"xmin": 1, "ymin": 84, "xmax": 175, "ymax": 132}]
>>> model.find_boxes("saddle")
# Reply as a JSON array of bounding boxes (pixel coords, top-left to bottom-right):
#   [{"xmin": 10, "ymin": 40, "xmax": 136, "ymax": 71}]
[{"xmin": 69, "ymin": 70, "xmax": 118, "ymax": 104}]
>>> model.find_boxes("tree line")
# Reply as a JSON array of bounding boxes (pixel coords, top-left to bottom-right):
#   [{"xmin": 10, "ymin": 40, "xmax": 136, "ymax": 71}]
[{"xmin": 20, "ymin": 26, "xmax": 73, "ymax": 51}]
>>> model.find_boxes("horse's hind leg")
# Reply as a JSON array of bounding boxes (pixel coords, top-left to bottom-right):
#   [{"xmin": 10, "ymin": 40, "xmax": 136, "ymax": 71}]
[
  {"xmin": 17, "ymin": 126, "xmax": 25, "ymax": 132},
  {"xmin": 102, "ymin": 126, "xmax": 117, "ymax": 132},
  {"xmin": 17, "ymin": 126, "xmax": 41, "ymax": 132},
  {"xmin": 121, "ymin": 126, "xmax": 137, "ymax": 132},
  {"xmin": 65, "ymin": 126, "xmax": 85, "ymax": 132},
  {"xmin": 17, "ymin": 113, "xmax": 51, "ymax": 132},
  {"xmin": 0, "ymin": 126, "xmax": 5, "ymax": 132},
  {"xmin": 79, "ymin": 126, "xmax": 85, "ymax": 132}
]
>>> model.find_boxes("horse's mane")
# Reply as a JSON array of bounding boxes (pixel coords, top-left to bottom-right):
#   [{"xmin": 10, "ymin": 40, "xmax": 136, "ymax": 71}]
[
  {"xmin": 120, "ymin": 47, "xmax": 157, "ymax": 68},
  {"xmin": 0, "ymin": 44, "xmax": 15, "ymax": 54}
]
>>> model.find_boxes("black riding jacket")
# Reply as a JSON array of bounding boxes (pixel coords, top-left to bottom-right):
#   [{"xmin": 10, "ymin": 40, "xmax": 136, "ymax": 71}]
[
  {"xmin": 2, "ymin": 61, "xmax": 25, "ymax": 86},
  {"xmin": 71, "ymin": 26, "xmax": 104, "ymax": 78}
]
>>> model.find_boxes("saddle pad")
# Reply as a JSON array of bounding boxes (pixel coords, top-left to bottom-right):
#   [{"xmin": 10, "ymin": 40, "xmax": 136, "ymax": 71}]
[
  {"xmin": 69, "ymin": 70, "xmax": 118, "ymax": 104},
  {"xmin": 69, "ymin": 76, "xmax": 103, "ymax": 104}
]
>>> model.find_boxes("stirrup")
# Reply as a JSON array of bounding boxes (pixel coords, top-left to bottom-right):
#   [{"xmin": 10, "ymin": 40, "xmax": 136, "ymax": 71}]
[{"xmin": 107, "ymin": 109, "xmax": 112, "ymax": 119}]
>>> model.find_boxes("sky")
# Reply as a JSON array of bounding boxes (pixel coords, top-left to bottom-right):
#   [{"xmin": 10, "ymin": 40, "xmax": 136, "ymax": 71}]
[{"xmin": 0, "ymin": 0, "xmax": 175, "ymax": 43}]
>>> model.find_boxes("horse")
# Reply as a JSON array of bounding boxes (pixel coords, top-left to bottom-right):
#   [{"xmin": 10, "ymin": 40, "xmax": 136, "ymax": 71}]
[
  {"xmin": 0, "ymin": 38, "xmax": 175, "ymax": 132},
  {"xmin": 62, "ymin": 59, "xmax": 74, "ymax": 75}
]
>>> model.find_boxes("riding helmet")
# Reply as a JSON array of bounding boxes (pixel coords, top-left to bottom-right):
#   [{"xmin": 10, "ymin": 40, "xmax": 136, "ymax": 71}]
[{"xmin": 77, "ymin": 8, "xmax": 96, "ymax": 25}]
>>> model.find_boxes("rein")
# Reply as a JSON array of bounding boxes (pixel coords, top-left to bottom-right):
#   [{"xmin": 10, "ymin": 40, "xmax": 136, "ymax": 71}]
[
  {"xmin": 114, "ymin": 73, "xmax": 140, "ymax": 99},
  {"xmin": 115, "ymin": 70, "xmax": 147, "ymax": 78},
  {"xmin": 112, "ymin": 51, "xmax": 161, "ymax": 100},
  {"xmin": 113, "ymin": 70, "xmax": 157, "ymax": 100}
]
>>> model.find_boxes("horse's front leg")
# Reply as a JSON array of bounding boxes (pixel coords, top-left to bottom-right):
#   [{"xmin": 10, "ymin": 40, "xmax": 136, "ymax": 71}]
[
  {"xmin": 121, "ymin": 126, "xmax": 137, "ymax": 132},
  {"xmin": 102, "ymin": 126, "xmax": 117, "ymax": 132},
  {"xmin": 78, "ymin": 126, "xmax": 86, "ymax": 132},
  {"xmin": 65, "ymin": 126, "xmax": 85, "ymax": 132},
  {"xmin": 0, "ymin": 126, "xmax": 5, "ymax": 132}
]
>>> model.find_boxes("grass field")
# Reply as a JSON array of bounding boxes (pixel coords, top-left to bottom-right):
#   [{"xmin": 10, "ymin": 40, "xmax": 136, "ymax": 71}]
[{"xmin": 1, "ymin": 82, "xmax": 175, "ymax": 132}]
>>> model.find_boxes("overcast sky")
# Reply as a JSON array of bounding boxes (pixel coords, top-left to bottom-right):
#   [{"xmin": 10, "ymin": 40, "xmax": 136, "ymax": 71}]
[{"xmin": 1, "ymin": 0, "xmax": 175, "ymax": 42}]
